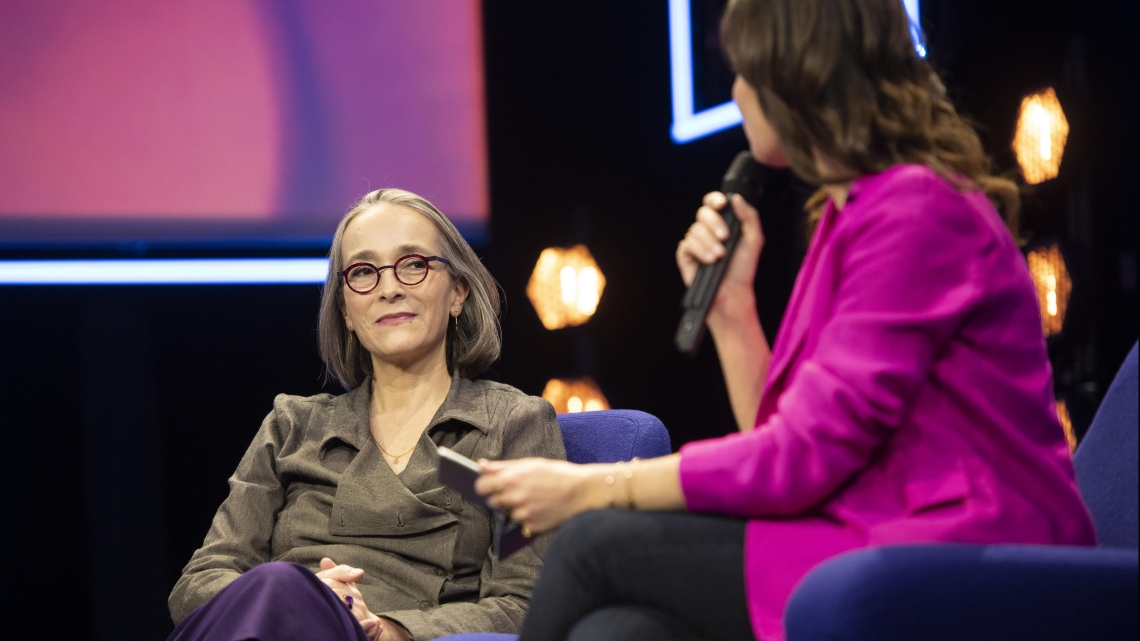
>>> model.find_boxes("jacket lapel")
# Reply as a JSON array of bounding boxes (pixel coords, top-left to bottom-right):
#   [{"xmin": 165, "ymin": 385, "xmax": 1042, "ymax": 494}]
[{"xmin": 758, "ymin": 199, "xmax": 841, "ymax": 418}]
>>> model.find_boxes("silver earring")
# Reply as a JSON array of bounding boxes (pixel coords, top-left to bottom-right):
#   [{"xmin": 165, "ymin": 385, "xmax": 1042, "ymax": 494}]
[{"xmin": 453, "ymin": 311, "xmax": 459, "ymax": 331}]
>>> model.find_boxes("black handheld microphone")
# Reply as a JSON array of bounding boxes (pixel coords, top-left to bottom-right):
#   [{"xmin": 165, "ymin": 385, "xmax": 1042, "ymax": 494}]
[{"xmin": 675, "ymin": 151, "xmax": 765, "ymax": 355}]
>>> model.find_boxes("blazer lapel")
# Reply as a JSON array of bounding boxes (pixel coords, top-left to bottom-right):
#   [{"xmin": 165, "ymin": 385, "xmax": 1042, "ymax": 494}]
[{"xmin": 759, "ymin": 200, "xmax": 841, "ymax": 416}]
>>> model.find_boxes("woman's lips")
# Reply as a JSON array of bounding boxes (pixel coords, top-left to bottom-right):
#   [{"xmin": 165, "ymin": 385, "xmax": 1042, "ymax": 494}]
[{"xmin": 376, "ymin": 312, "xmax": 416, "ymax": 325}]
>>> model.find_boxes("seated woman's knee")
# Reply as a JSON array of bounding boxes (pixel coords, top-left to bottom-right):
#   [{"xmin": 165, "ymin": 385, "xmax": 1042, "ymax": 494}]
[{"xmin": 553, "ymin": 510, "xmax": 646, "ymax": 558}]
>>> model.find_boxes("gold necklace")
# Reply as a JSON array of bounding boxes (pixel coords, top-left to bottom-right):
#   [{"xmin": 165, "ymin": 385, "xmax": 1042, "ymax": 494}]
[{"xmin": 376, "ymin": 440, "xmax": 418, "ymax": 464}]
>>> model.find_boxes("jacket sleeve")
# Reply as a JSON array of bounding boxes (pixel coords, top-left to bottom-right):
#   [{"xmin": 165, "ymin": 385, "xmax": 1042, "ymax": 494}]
[
  {"xmin": 680, "ymin": 180, "xmax": 989, "ymax": 517},
  {"xmin": 380, "ymin": 395, "xmax": 566, "ymax": 639},
  {"xmin": 167, "ymin": 402, "xmax": 288, "ymax": 623}
]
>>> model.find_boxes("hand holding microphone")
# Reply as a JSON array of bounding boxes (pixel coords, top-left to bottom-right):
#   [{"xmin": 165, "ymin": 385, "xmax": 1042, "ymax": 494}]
[{"xmin": 675, "ymin": 152, "xmax": 766, "ymax": 354}]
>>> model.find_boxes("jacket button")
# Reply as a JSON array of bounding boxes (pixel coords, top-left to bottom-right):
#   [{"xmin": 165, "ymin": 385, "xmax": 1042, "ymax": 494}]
[
  {"xmin": 434, "ymin": 568, "xmax": 446, "ymax": 576},
  {"xmin": 419, "ymin": 601, "xmax": 431, "ymax": 610}
]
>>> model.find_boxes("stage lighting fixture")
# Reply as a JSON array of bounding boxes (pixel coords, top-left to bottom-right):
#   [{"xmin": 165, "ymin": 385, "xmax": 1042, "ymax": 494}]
[
  {"xmin": 1055, "ymin": 399, "xmax": 1077, "ymax": 454},
  {"xmin": 526, "ymin": 245, "xmax": 606, "ymax": 330},
  {"xmin": 1012, "ymin": 87, "xmax": 1069, "ymax": 185},
  {"xmin": 541, "ymin": 377, "xmax": 611, "ymax": 414},
  {"xmin": 1026, "ymin": 243, "xmax": 1071, "ymax": 338}
]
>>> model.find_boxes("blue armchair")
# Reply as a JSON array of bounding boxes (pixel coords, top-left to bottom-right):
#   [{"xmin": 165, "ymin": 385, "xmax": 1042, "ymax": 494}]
[
  {"xmin": 438, "ymin": 409, "xmax": 672, "ymax": 641},
  {"xmin": 784, "ymin": 342, "xmax": 1140, "ymax": 641}
]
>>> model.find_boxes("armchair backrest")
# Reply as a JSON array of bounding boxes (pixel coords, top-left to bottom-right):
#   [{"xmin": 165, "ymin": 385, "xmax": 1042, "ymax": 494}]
[
  {"xmin": 1073, "ymin": 342, "xmax": 1139, "ymax": 549},
  {"xmin": 556, "ymin": 410, "xmax": 672, "ymax": 464}
]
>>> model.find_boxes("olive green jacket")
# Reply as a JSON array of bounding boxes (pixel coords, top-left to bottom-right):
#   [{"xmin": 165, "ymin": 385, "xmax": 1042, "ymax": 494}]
[{"xmin": 168, "ymin": 375, "xmax": 565, "ymax": 639}]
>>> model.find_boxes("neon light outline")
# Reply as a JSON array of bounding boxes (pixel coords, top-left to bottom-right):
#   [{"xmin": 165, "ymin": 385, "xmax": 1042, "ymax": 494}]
[
  {"xmin": 669, "ymin": 0, "xmax": 924, "ymax": 144},
  {"xmin": 0, "ymin": 258, "xmax": 329, "ymax": 285}
]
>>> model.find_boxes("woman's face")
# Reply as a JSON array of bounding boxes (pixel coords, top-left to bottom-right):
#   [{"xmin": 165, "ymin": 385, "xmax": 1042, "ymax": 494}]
[
  {"xmin": 339, "ymin": 204, "xmax": 468, "ymax": 371},
  {"xmin": 733, "ymin": 75, "xmax": 788, "ymax": 167}
]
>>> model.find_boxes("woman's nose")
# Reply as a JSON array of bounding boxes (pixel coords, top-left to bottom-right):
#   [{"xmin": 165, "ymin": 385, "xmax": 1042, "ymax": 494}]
[{"xmin": 374, "ymin": 269, "xmax": 405, "ymax": 299}]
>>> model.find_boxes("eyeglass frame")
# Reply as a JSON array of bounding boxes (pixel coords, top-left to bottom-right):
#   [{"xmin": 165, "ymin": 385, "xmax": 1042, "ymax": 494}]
[{"xmin": 338, "ymin": 254, "xmax": 452, "ymax": 294}]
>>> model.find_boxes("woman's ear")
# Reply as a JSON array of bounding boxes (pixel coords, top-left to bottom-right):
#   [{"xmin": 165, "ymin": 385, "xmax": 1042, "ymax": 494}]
[
  {"xmin": 338, "ymin": 296, "xmax": 352, "ymax": 332},
  {"xmin": 452, "ymin": 275, "xmax": 471, "ymax": 311}
]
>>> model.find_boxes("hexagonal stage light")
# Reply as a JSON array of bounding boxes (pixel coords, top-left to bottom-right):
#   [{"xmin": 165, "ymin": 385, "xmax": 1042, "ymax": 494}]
[
  {"xmin": 1026, "ymin": 242, "xmax": 1071, "ymax": 338},
  {"xmin": 541, "ymin": 377, "xmax": 611, "ymax": 414},
  {"xmin": 1012, "ymin": 87, "xmax": 1069, "ymax": 185},
  {"xmin": 526, "ymin": 245, "xmax": 606, "ymax": 330}
]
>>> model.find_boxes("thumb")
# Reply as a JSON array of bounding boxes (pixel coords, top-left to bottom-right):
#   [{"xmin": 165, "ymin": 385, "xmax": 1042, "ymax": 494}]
[
  {"xmin": 478, "ymin": 459, "xmax": 505, "ymax": 473},
  {"xmin": 732, "ymin": 194, "xmax": 764, "ymax": 242}
]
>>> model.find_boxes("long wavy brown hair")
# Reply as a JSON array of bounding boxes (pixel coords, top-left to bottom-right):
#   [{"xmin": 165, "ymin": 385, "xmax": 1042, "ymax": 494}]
[{"xmin": 721, "ymin": 0, "xmax": 1019, "ymax": 232}]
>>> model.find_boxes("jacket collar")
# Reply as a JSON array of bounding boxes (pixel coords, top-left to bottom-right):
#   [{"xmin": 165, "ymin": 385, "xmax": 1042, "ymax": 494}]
[{"xmin": 320, "ymin": 373, "xmax": 491, "ymax": 451}]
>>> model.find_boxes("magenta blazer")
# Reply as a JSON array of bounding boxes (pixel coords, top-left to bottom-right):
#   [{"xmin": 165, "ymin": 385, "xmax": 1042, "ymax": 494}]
[{"xmin": 678, "ymin": 165, "xmax": 1096, "ymax": 641}]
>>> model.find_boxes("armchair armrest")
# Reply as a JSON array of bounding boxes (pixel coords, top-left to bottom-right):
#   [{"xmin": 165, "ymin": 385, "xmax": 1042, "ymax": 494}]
[{"xmin": 785, "ymin": 544, "xmax": 1139, "ymax": 641}]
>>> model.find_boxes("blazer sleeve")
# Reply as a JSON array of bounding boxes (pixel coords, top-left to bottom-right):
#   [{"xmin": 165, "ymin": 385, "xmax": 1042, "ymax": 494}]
[
  {"xmin": 680, "ymin": 183, "xmax": 988, "ymax": 517},
  {"xmin": 167, "ymin": 404, "xmax": 288, "ymax": 623},
  {"xmin": 380, "ymin": 395, "xmax": 566, "ymax": 639}
]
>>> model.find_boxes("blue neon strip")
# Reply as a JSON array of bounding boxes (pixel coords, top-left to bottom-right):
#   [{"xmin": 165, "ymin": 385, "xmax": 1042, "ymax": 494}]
[
  {"xmin": 669, "ymin": 0, "xmax": 742, "ymax": 143},
  {"xmin": 0, "ymin": 258, "xmax": 329, "ymax": 285},
  {"xmin": 669, "ymin": 0, "xmax": 924, "ymax": 144}
]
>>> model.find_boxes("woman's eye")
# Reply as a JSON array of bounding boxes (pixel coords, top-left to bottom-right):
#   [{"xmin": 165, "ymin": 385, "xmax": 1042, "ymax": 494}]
[
  {"xmin": 351, "ymin": 266, "xmax": 376, "ymax": 277},
  {"xmin": 406, "ymin": 259, "xmax": 427, "ymax": 269}
]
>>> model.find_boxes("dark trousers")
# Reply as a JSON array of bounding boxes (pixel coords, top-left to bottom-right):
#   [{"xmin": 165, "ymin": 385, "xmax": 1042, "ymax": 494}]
[
  {"xmin": 168, "ymin": 562, "xmax": 370, "ymax": 641},
  {"xmin": 519, "ymin": 510, "xmax": 755, "ymax": 641}
]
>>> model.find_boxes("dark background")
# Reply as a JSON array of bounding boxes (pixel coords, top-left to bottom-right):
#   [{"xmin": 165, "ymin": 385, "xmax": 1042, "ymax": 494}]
[{"xmin": 1, "ymin": 1, "xmax": 1135, "ymax": 638}]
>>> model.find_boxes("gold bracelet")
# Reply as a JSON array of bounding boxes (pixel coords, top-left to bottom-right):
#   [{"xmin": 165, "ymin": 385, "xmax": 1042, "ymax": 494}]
[
  {"xmin": 604, "ymin": 472, "xmax": 617, "ymax": 509},
  {"xmin": 621, "ymin": 458, "xmax": 640, "ymax": 510}
]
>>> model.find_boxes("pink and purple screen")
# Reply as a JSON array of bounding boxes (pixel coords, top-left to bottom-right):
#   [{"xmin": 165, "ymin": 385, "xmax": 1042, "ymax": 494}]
[{"xmin": 0, "ymin": 0, "xmax": 488, "ymax": 246}]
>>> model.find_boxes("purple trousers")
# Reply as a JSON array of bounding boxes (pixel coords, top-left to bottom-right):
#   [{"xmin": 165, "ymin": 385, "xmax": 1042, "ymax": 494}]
[{"xmin": 168, "ymin": 562, "xmax": 371, "ymax": 641}]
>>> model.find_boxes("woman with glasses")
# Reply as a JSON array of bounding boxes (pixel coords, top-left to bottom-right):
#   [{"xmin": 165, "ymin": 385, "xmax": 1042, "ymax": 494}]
[
  {"xmin": 167, "ymin": 188, "xmax": 565, "ymax": 641},
  {"xmin": 474, "ymin": 1, "xmax": 1096, "ymax": 640}
]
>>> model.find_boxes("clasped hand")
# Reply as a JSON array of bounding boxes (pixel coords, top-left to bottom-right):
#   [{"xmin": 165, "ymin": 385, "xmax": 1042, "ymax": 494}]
[{"xmin": 316, "ymin": 557, "xmax": 410, "ymax": 641}]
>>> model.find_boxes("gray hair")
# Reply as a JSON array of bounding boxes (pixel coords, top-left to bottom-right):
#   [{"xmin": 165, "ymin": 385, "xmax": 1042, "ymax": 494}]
[{"xmin": 318, "ymin": 188, "xmax": 501, "ymax": 389}]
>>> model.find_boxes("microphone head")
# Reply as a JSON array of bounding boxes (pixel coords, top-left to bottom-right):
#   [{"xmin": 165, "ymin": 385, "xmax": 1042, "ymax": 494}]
[{"xmin": 721, "ymin": 151, "xmax": 765, "ymax": 199}]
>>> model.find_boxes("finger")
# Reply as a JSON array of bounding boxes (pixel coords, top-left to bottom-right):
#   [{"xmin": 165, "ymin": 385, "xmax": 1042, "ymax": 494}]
[
  {"xmin": 488, "ymin": 487, "xmax": 523, "ymax": 511},
  {"xmin": 497, "ymin": 486, "xmax": 529, "ymax": 511},
  {"xmin": 696, "ymin": 206, "xmax": 731, "ymax": 240},
  {"xmin": 320, "ymin": 557, "xmax": 337, "ymax": 572},
  {"xmin": 473, "ymin": 475, "xmax": 499, "ymax": 496},
  {"xmin": 680, "ymin": 227, "xmax": 725, "ymax": 265},
  {"xmin": 731, "ymin": 194, "xmax": 764, "ymax": 239},
  {"xmin": 339, "ymin": 565, "xmax": 366, "ymax": 582},
  {"xmin": 477, "ymin": 458, "xmax": 501, "ymax": 471},
  {"xmin": 342, "ymin": 582, "xmax": 365, "ymax": 601},
  {"xmin": 361, "ymin": 618, "xmax": 380, "ymax": 637},
  {"xmin": 509, "ymin": 507, "xmax": 529, "ymax": 524},
  {"xmin": 702, "ymin": 191, "xmax": 728, "ymax": 209},
  {"xmin": 481, "ymin": 457, "xmax": 537, "ymax": 471},
  {"xmin": 321, "ymin": 564, "xmax": 365, "ymax": 582}
]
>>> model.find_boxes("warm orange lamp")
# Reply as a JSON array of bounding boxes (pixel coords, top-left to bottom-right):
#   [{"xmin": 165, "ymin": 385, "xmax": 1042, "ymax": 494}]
[
  {"xmin": 1012, "ymin": 87, "xmax": 1069, "ymax": 185},
  {"xmin": 526, "ymin": 245, "xmax": 606, "ymax": 330},
  {"xmin": 1055, "ymin": 399, "xmax": 1077, "ymax": 455},
  {"xmin": 541, "ymin": 377, "xmax": 611, "ymax": 413},
  {"xmin": 1026, "ymin": 243, "xmax": 1072, "ymax": 338}
]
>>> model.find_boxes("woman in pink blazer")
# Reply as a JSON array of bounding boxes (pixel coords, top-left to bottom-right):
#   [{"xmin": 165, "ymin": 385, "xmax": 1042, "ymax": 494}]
[{"xmin": 475, "ymin": 1, "xmax": 1096, "ymax": 639}]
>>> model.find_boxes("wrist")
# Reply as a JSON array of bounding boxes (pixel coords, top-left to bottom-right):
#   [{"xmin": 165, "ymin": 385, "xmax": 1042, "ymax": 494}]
[
  {"xmin": 574, "ymin": 465, "xmax": 615, "ymax": 513},
  {"xmin": 708, "ymin": 285, "xmax": 757, "ymax": 330}
]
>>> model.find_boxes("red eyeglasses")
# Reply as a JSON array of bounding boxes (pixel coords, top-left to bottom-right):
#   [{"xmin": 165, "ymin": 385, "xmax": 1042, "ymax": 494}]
[{"xmin": 339, "ymin": 254, "xmax": 451, "ymax": 294}]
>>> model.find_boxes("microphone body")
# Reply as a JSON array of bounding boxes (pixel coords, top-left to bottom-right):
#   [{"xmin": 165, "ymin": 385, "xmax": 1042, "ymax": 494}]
[{"xmin": 675, "ymin": 151, "xmax": 765, "ymax": 355}]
